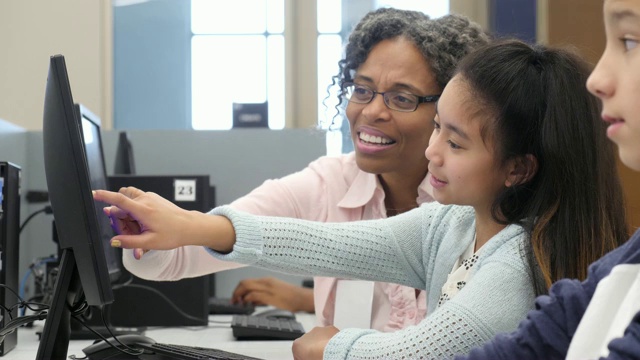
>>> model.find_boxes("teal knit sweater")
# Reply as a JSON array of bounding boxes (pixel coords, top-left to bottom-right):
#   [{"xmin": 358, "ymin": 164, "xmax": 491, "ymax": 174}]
[{"xmin": 208, "ymin": 202, "xmax": 536, "ymax": 359}]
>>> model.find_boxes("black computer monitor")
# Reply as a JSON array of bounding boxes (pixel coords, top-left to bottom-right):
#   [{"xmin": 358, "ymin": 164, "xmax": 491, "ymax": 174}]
[
  {"xmin": 113, "ymin": 131, "xmax": 136, "ymax": 175},
  {"xmin": 37, "ymin": 55, "xmax": 116, "ymax": 359},
  {"xmin": 76, "ymin": 103, "xmax": 123, "ymax": 281}
]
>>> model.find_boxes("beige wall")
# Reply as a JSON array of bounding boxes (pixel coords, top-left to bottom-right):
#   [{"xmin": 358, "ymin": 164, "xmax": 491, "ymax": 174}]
[
  {"xmin": 0, "ymin": 0, "xmax": 112, "ymax": 130},
  {"xmin": 286, "ymin": 0, "xmax": 317, "ymax": 129},
  {"xmin": 449, "ymin": 0, "xmax": 489, "ymax": 30}
]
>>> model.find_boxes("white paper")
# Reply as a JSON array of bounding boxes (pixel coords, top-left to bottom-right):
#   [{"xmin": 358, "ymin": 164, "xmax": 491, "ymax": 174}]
[{"xmin": 333, "ymin": 280, "xmax": 375, "ymax": 330}]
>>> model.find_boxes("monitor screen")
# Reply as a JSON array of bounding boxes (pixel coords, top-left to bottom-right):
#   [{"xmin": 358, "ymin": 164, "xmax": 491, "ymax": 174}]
[
  {"xmin": 37, "ymin": 55, "xmax": 114, "ymax": 359},
  {"xmin": 113, "ymin": 131, "xmax": 136, "ymax": 175},
  {"xmin": 77, "ymin": 103, "xmax": 122, "ymax": 282}
]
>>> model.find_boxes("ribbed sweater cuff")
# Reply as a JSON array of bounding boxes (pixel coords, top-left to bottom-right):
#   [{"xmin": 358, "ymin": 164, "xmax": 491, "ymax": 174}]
[
  {"xmin": 204, "ymin": 205, "xmax": 264, "ymax": 264},
  {"xmin": 324, "ymin": 328, "xmax": 376, "ymax": 359}
]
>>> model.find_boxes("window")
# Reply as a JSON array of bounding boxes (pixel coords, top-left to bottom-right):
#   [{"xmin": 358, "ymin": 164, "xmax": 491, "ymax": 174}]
[
  {"xmin": 375, "ymin": 1, "xmax": 448, "ymax": 17},
  {"xmin": 191, "ymin": 0, "xmax": 285, "ymax": 130},
  {"xmin": 190, "ymin": 0, "xmax": 448, "ymax": 132}
]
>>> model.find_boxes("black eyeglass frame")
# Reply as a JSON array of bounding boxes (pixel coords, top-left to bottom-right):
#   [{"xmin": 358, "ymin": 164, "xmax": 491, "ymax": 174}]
[{"xmin": 343, "ymin": 82, "xmax": 441, "ymax": 112}]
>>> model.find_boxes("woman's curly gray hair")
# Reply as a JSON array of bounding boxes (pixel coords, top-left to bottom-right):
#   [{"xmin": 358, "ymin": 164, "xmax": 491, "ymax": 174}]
[{"xmin": 329, "ymin": 7, "xmax": 490, "ymax": 117}]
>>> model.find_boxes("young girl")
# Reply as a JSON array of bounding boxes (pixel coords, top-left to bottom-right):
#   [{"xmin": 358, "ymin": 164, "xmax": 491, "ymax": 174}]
[
  {"xmin": 122, "ymin": 8, "xmax": 490, "ymax": 332},
  {"xmin": 95, "ymin": 39, "xmax": 628, "ymax": 358},
  {"xmin": 457, "ymin": 0, "xmax": 640, "ymax": 358}
]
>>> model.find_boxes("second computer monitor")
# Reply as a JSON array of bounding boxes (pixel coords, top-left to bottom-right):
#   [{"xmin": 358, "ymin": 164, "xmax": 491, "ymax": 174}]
[
  {"xmin": 113, "ymin": 131, "xmax": 136, "ymax": 175},
  {"xmin": 76, "ymin": 103, "xmax": 123, "ymax": 282}
]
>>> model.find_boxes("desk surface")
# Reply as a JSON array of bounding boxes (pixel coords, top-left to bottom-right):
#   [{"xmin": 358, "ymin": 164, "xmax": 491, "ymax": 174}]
[{"xmin": 2, "ymin": 312, "xmax": 317, "ymax": 360}]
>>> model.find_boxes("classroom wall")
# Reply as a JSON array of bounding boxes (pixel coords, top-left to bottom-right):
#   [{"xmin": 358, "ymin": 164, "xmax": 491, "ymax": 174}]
[{"xmin": 0, "ymin": 0, "xmax": 112, "ymax": 130}]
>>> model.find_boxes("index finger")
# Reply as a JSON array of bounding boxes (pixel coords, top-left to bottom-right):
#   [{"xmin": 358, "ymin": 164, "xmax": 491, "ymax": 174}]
[
  {"xmin": 93, "ymin": 189, "xmax": 146, "ymax": 214},
  {"xmin": 118, "ymin": 186, "xmax": 145, "ymax": 199}
]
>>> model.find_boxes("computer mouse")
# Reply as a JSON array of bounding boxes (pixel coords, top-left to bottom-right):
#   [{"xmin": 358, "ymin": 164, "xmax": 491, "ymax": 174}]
[
  {"xmin": 252, "ymin": 308, "xmax": 296, "ymax": 320},
  {"xmin": 82, "ymin": 334, "xmax": 156, "ymax": 359}
]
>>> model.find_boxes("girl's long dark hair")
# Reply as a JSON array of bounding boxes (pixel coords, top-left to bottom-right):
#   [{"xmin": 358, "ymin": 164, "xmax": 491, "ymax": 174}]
[{"xmin": 457, "ymin": 39, "xmax": 628, "ymax": 295}]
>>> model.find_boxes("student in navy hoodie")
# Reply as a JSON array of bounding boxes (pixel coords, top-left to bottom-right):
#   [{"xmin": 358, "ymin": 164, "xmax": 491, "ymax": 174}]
[{"xmin": 460, "ymin": 0, "xmax": 640, "ymax": 359}]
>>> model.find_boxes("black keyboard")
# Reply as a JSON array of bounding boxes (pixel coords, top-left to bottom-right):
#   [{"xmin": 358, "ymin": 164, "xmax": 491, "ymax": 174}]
[
  {"xmin": 208, "ymin": 297, "xmax": 255, "ymax": 315},
  {"xmin": 231, "ymin": 315, "xmax": 305, "ymax": 341},
  {"xmin": 138, "ymin": 342, "xmax": 263, "ymax": 360},
  {"xmin": 83, "ymin": 340, "xmax": 265, "ymax": 360}
]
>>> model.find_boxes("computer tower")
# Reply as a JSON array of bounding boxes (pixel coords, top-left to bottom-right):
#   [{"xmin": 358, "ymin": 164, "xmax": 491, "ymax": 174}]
[
  {"xmin": 0, "ymin": 162, "xmax": 20, "ymax": 356},
  {"xmin": 106, "ymin": 175, "xmax": 214, "ymax": 327}
]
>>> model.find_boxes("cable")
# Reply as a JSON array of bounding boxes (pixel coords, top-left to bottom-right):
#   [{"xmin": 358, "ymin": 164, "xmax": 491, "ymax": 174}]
[
  {"xmin": 18, "ymin": 256, "xmax": 57, "ymax": 316},
  {"xmin": 70, "ymin": 305, "xmax": 144, "ymax": 357},
  {"xmin": 69, "ymin": 297, "xmax": 89, "ymax": 318},
  {"xmin": 0, "ymin": 283, "xmax": 48, "ymax": 319},
  {"xmin": 19, "ymin": 205, "xmax": 53, "ymax": 236},
  {"xmin": 98, "ymin": 305, "xmax": 144, "ymax": 356},
  {"xmin": 0, "ymin": 283, "xmax": 49, "ymax": 338},
  {"xmin": 0, "ymin": 304, "xmax": 11, "ymax": 320},
  {"xmin": 111, "ymin": 273, "xmax": 134, "ymax": 290},
  {"xmin": 0, "ymin": 312, "xmax": 47, "ymax": 345}
]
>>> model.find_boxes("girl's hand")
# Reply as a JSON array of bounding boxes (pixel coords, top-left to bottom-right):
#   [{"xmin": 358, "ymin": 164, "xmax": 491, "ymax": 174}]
[
  {"xmin": 93, "ymin": 187, "xmax": 236, "ymax": 252},
  {"xmin": 292, "ymin": 326, "xmax": 339, "ymax": 360}
]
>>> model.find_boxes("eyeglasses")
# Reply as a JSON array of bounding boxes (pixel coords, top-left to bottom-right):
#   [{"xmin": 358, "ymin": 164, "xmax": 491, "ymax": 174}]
[{"xmin": 343, "ymin": 83, "xmax": 440, "ymax": 112}]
